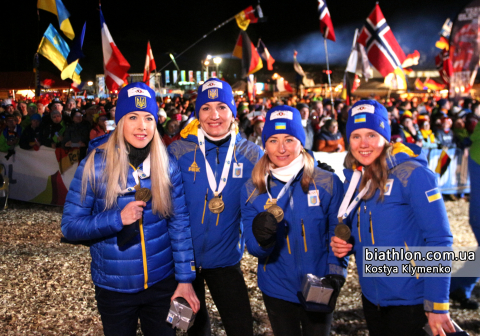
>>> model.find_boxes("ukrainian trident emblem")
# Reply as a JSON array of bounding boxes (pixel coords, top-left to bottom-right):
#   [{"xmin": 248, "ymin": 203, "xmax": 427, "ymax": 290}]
[
  {"xmin": 208, "ymin": 89, "xmax": 218, "ymax": 99},
  {"xmin": 135, "ymin": 97, "xmax": 147, "ymax": 109}
]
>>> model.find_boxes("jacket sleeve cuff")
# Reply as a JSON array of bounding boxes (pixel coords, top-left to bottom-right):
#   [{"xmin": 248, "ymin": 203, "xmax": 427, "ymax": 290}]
[
  {"xmin": 424, "ymin": 299, "xmax": 449, "ymax": 313},
  {"xmin": 328, "ymin": 264, "xmax": 347, "ymax": 278}
]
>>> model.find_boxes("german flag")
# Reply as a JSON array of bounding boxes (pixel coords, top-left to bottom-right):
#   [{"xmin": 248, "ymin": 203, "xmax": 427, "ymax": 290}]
[
  {"xmin": 435, "ymin": 149, "xmax": 451, "ymax": 177},
  {"xmin": 233, "ymin": 31, "xmax": 263, "ymax": 78},
  {"xmin": 424, "ymin": 78, "xmax": 445, "ymax": 91},
  {"xmin": 435, "ymin": 36, "xmax": 449, "ymax": 51},
  {"xmin": 414, "ymin": 78, "xmax": 425, "ymax": 90},
  {"xmin": 235, "ymin": 6, "xmax": 258, "ymax": 31}
]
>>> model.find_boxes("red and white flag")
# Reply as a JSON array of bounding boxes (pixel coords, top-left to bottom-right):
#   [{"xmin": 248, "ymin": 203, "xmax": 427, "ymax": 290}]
[
  {"xmin": 257, "ymin": 39, "xmax": 275, "ymax": 71},
  {"xmin": 402, "ymin": 50, "xmax": 420, "ymax": 68},
  {"xmin": 143, "ymin": 41, "xmax": 156, "ymax": 84},
  {"xmin": 357, "ymin": 4, "xmax": 406, "ymax": 77},
  {"xmin": 100, "ymin": 7, "xmax": 130, "ymax": 92},
  {"xmin": 318, "ymin": 0, "xmax": 336, "ymax": 42}
]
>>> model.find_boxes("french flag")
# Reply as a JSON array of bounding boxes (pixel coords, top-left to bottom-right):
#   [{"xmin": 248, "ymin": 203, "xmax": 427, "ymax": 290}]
[
  {"xmin": 100, "ymin": 7, "xmax": 130, "ymax": 92},
  {"xmin": 257, "ymin": 39, "xmax": 275, "ymax": 71},
  {"xmin": 71, "ymin": 81, "xmax": 86, "ymax": 93}
]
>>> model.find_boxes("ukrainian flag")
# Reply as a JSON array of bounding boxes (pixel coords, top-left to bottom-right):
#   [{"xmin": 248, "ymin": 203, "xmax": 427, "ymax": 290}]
[
  {"xmin": 425, "ymin": 188, "xmax": 441, "ymax": 203},
  {"xmin": 275, "ymin": 122, "xmax": 286, "ymax": 130},
  {"xmin": 37, "ymin": 24, "xmax": 82, "ymax": 84},
  {"xmin": 354, "ymin": 114, "xmax": 366, "ymax": 123},
  {"xmin": 37, "ymin": 0, "xmax": 75, "ymax": 40}
]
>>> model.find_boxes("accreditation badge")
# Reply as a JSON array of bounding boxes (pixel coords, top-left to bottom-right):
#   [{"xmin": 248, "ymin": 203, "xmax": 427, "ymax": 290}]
[
  {"xmin": 384, "ymin": 179, "xmax": 394, "ymax": 196},
  {"xmin": 232, "ymin": 163, "xmax": 243, "ymax": 178},
  {"xmin": 308, "ymin": 190, "xmax": 320, "ymax": 207}
]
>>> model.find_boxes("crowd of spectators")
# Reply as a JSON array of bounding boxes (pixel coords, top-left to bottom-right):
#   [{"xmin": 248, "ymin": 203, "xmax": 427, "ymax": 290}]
[{"xmin": 1, "ymin": 91, "xmax": 478, "ymax": 160}]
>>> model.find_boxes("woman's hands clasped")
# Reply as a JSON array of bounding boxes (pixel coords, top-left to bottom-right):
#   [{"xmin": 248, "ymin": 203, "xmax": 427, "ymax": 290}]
[
  {"xmin": 330, "ymin": 236, "xmax": 353, "ymax": 258},
  {"xmin": 120, "ymin": 201, "xmax": 147, "ymax": 225}
]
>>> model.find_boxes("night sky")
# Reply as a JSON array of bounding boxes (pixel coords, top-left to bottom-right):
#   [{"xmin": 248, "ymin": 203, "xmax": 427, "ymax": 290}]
[{"xmin": 0, "ymin": 0, "xmax": 471, "ymax": 83}]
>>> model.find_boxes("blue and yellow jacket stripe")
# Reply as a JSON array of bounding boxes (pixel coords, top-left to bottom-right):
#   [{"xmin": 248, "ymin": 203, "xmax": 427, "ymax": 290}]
[
  {"xmin": 61, "ymin": 146, "xmax": 195, "ymax": 293},
  {"xmin": 344, "ymin": 143, "xmax": 453, "ymax": 313},
  {"xmin": 241, "ymin": 165, "xmax": 347, "ymax": 304},
  {"xmin": 168, "ymin": 120, "xmax": 263, "ymax": 270}
]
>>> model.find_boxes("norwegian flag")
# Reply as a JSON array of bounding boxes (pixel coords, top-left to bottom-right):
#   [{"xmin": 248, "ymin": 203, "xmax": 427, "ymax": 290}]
[
  {"xmin": 100, "ymin": 6, "xmax": 130, "ymax": 92},
  {"xmin": 143, "ymin": 41, "xmax": 157, "ymax": 83},
  {"xmin": 357, "ymin": 4, "xmax": 406, "ymax": 77},
  {"xmin": 318, "ymin": 0, "xmax": 336, "ymax": 41}
]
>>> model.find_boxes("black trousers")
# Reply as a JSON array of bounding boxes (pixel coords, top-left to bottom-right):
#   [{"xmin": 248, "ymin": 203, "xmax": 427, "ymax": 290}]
[
  {"xmin": 362, "ymin": 294, "xmax": 428, "ymax": 336},
  {"xmin": 95, "ymin": 275, "xmax": 176, "ymax": 336},
  {"xmin": 262, "ymin": 293, "xmax": 333, "ymax": 336},
  {"xmin": 188, "ymin": 262, "xmax": 253, "ymax": 336}
]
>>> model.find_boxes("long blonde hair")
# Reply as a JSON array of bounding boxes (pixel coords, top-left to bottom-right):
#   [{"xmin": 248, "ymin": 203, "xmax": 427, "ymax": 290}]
[
  {"xmin": 252, "ymin": 150, "xmax": 315, "ymax": 194},
  {"xmin": 81, "ymin": 117, "xmax": 173, "ymax": 217},
  {"xmin": 344, "ymin": 143, "xmax": 392, "ymax": 201}
]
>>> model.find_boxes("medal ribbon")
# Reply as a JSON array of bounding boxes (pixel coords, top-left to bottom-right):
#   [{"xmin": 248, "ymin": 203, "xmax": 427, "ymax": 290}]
[
  {"xmin": 264, "ymin": 171, "xmax": 299, "ymax": 205},
  {"xmin": 119, "ymin": 154, "xmax": 151, "ymax": 195},
  {"xmin": 337, "ymin": 168, "xmax": 371, "ymax": 222},
  {"xmin": 197, "ymin": 128, "xmax": 236, "ymax": 197}
]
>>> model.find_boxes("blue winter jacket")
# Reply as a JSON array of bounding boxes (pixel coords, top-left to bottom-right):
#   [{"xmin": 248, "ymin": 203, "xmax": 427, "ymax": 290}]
[
  {"xmin": 344, "ymin": 142, "xmax": 453, "ymax": 313},
  {"xmin": 61, "ymin": 142, "xmax": 196, "ymax": 293},
  {"xmin": 168, "ymin": 120, "xmax": 263, "ymax": 270},
  {"xmin": 241, "ymin": 165, "xmax": 348, "ymax": 303}
]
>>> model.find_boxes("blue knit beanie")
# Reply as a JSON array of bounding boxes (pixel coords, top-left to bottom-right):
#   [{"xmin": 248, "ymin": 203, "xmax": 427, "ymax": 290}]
[
  {"xmin": 346, "ymin": 100, "xmax": 390, "ymax": 142},
  {"xmin": 195, "ymin": 78, "xmax": 236, "ymax": 118},
  {"xmin": 262, "ymin": 105, "xmax": 306, "ymax": 148},
  {"xmin": 115, "ymin": 82, "xmax": 158, "ymax": 124}
]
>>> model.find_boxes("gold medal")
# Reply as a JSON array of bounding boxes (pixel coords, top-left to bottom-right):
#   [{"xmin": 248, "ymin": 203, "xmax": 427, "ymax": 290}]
[
  {"xmin": 135, "ymin": 188, "xmax": 152, "ymax": 203},
  {"xmin": 266, "ymin": 199, "xmax": 284, "ymax": 223},
  {"xmin": 334, "ymin": 223, "xmax": 351, "ymax": 241},
  {"xmin": 208, "ymin": 196, "xmax": 225, "ymax": 214}
]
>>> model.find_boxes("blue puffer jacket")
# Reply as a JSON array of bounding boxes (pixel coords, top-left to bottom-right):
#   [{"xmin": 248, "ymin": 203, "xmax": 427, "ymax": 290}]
[
  {"xmin": 241, "ymin": 165, "xmax": 347, "ymax": 303},
  {"xmin": 61, "ymin": 145, "xmax": 196, "ymax": 293},
  {"xmin": 168, "ymin": 120, "xmax": 263, "ymax": 270},
  {"xmin": 344, "ymin": 142, "xmax": 453, "ymax": 313}
]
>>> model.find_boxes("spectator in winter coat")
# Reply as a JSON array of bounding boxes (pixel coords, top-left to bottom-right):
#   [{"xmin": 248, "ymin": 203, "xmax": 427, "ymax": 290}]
[
  {"xmin": 42, "ymin": 110, "xmax": 66, "ymax": 148},
  {"xmin": 315, "ymin": 119, "xmax": 345, "ymax": 152},
  {"xmin": 399, "ymin": 111, "xmax": 422, "ymax": 146},
  {"xmin": 435, "ymin": 116, "xmax": 457, "ymax": 148},
  {"xmin": 20, "ymin": 113, "xmax": 42, "ymax": 150},
  {"xmin": 247, "ymin": 116, "xmax": 265, "ymax": 149},
  {"xmin": 0, "ymin": 115, "xmax": 22, "ymax": 159},
  {"xmin": 297, "ymin": 103, "xmax": 314, "ymax": 151},
  {"xmin": 418, "ymin": 115, "xmax": 437, "ymax": 149},
  {"xmin": 63, "ymin": 109, "xmax": 90, "ymax": 160},
  {"xmin": 161, "ymin": 119, "xmax": 181, "ymax": 147},
  {"xmin": 89, "ymin": 113, "xmax": 108, "ymax": 140}
]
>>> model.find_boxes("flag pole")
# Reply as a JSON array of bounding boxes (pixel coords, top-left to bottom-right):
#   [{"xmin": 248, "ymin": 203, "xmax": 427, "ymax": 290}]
[{"xmin": 323, "ymin": 28, "xmax": 334, "ymax": 103}]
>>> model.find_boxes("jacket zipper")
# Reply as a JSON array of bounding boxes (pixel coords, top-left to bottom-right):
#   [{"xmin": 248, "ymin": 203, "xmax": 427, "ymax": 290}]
[
  {"xmin": 357, "ymin": 208, "xmax": 361, "ymax": 243},
  {"xmin": 200, "ymin": 147, "xmax": 217, "ymax": 271},
  {"xmin": 263, "ymin": 255, "xmax": 269, "ymax": 271},
  {"xmin": 216, "ymin": 147, "xmax": 220, "ymax": 164},
  {"xmin": 301, "ymin": 219, "xmax": 307, "ymax": 252},
  {"xmin": 369, "ymin": 211, "xmax": 375, "ymax": 245},
  {"xmin": 201, "ymin": 189, "xmax": 208, "ymax": 224}
]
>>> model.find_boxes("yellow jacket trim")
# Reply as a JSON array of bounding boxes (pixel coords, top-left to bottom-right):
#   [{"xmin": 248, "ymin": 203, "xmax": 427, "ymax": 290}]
[
  {"xmin": 139, "ymin": 217, "xmax": 149, "ymax": 289},
  {"xmin": 392, "ymin": 142, "xmax": 419, "ymax": 158},
  {"xmin": 433, "ymin": 302, "xmax": 449, "ymax": 311}
]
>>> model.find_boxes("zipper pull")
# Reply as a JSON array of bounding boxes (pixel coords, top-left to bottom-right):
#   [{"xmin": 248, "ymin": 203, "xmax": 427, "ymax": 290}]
[
  {"xmin": 301, "ymin": 219, "xmax": 305, "ymax": 237},
  {"xmin": 364, "ymin": 204, "xmax": 366, "ymax": 213},
  {"xmin": 216, "ymin": 147, "xmax": 220, "ymax": 164},
  {"xmin": 198, "ymin": 266, "xmax": 202, "ymax": 273},
  {"xmin": 369, "ymin": 212, "xmax": 372, "ymax": 233}
]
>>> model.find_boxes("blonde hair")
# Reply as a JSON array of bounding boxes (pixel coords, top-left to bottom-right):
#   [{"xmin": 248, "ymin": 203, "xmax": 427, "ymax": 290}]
[
  {"xmin": 252, "ymin": 150, "xmax": 315, "ymax": 194},
  {"xmin": 81, "ymin": 117, "xmax": 173, "ymax": 217},
  {"xmin": 344, "ymin": 143, "xmax": 392, "ymax": 201}
]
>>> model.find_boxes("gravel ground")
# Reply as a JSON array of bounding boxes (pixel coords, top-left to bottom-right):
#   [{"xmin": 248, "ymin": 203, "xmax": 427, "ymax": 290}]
[{"xmin": 1, "ymin": 198, "xmax": 479, "ymax": 335}]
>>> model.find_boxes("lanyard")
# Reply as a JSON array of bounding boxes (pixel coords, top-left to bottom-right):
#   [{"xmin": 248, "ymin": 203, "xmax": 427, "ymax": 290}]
[
  {"xmin": 337, "ymin": 169, "xmax": 371, "ymax": 222},
  {"xmin": 197, "ymin": 128, "xmax": 236, "ymax": 197},
  {"xmin": 119, "ymin": 154, "xmax": 151, "ymax": 194},
  {"xmin": 264, "ymin": 172, "xmax": 298, "ymax": 205}
]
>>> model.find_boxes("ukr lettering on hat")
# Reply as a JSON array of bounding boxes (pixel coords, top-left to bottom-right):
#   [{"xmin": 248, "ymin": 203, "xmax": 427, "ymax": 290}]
[
  {"xmin": 202, "ymin": 80, "xmax": 223, "ymax": 91},
  {"xmin": 270, "ymin": 110, "xmax": 293, "ymax": 120},
  {"xmin": 127, "ymin": 87, "xmax": 152, "ymax": 98},
  {"xmin": 351, "ymin": 104, "xmax": 375, "ymax": 116}
]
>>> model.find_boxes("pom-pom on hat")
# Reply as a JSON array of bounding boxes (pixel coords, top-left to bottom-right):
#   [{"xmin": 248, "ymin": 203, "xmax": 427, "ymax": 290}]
[
  {"xmin": 195, "ymin": 78, "xmax": 236, "ymax": 118},
  {"xmin": 346, "ymin": 100, "xmax": 391, "ymax": 142},
  {"xmin": 262, "ymin": 105, "xmax": 306, "ymax": 148},
  {"xmin": 115, "ymin": 82, "xmax": 158, "ymax": 125}
]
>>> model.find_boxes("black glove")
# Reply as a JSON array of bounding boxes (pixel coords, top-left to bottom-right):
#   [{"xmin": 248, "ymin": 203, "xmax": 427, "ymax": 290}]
[
  {"xmin": 317, "ymin": 160, "xmax": 335, "ymax": 173},
  {"xmin": 324, "ymin": 274, "xmax": 346, "ymax": 311},
  {"xmin": 252, "ymin": 212, "xmax": 278, "ymax": 248}
]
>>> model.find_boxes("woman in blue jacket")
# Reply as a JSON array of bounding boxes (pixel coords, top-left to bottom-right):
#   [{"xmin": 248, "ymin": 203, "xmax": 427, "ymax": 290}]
[
  {"xmin": 61, "ymin": 82, "xmax": 199, "ymax": 336},
  {"xmin": 241, "ymin": 105, "xmax": 347, "ymax": 336},
  {"xmin": 331, "ymin": 100, "xmax": 454, "ymax": 336},
  {"xmin": 167, "ymin": 78, "xmax": 263, "ymax": 336}
]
